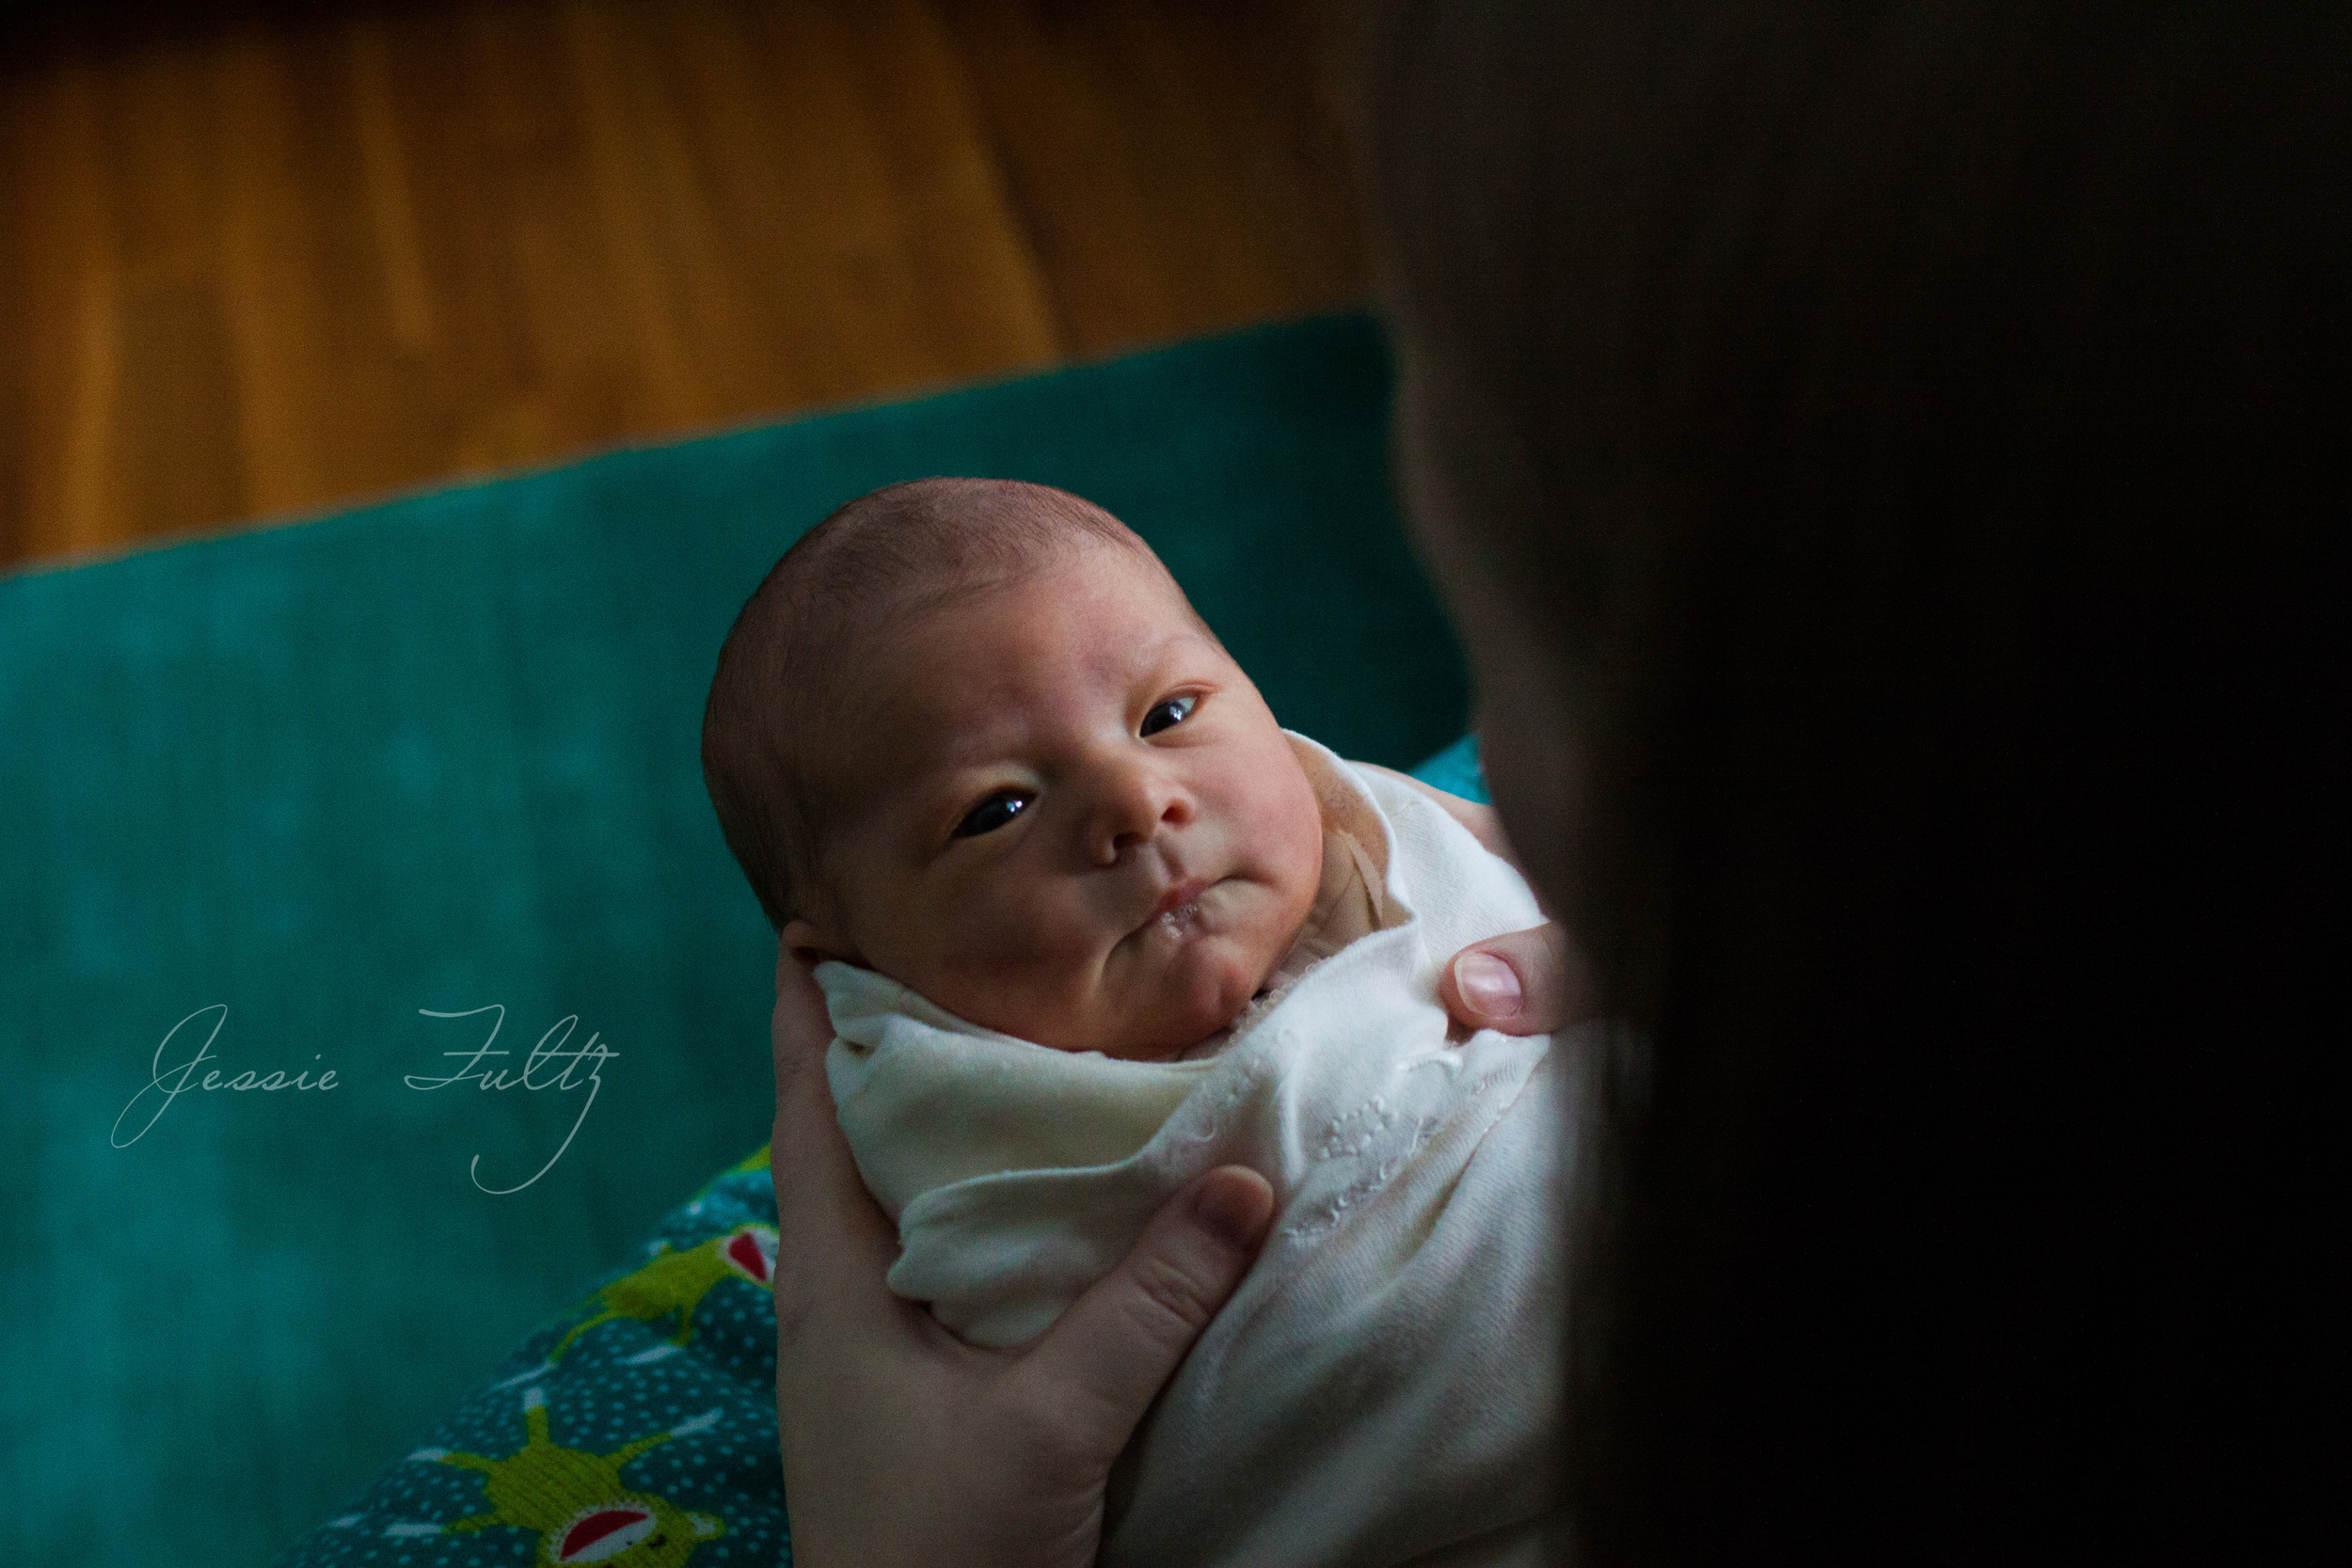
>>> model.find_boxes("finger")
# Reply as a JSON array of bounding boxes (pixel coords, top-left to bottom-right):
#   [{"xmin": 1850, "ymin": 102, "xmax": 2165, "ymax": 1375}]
[
  {"xmin": 1439, "ymin": 922, "xmax": 1596, "ymax": 1035},
  {"xmin": 1019, "ymin": 1165, "xmax": 1274, "ymax": 1458},
  {"xmin": 768, "ymin": 942, "xmax": 901, "ymax": 1319},
  {"xmin": 770, "ymin": 942, "xmax": 834, "ymax": 1086}
]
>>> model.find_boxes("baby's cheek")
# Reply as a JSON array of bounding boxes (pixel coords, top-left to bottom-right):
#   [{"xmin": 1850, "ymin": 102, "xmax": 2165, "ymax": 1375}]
[
  {"xmin": 936, "ymin": 916, "xmax": 1103, "ymax": 1011},
  {"xmin": 1265, "ymin": 776, "xmax": 1327, "ymax": 905},
  {"xmin": 921, "ymin": 958, "xmax": 1090, "ymax": 1047}
]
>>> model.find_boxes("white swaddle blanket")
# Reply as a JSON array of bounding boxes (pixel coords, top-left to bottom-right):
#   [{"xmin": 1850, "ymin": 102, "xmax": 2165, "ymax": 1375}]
[{"xmin": 820, "ymin": 736, "xmax": 1578, "ymax": 1566}]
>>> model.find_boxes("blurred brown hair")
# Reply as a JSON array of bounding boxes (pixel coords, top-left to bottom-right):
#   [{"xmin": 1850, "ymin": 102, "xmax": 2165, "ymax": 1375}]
[{"xmin": 1335, "ymin": 1, "xmax": 2341, "ymax": 1557}]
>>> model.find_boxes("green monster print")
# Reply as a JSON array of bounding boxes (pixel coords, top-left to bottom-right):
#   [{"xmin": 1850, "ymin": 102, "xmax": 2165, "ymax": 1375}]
[
  {"xmin": 551, "ymin": 1222, "xmax": 777, "ymax": 1362},
  {"xmin": 410, "ymin": 1387, "xmax": 726, "ymax": 1564},
  {"xmin": 687, "ymin": 1144, "xmax": 771, "ymax": 1203}
]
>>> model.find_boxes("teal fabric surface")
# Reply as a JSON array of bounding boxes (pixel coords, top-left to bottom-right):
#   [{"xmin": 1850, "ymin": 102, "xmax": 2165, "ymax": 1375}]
[
  {"xmin": 1413, "ymin": 733, "xmax": 1489, "ymax": 805},
  {"xmin": 1, "ymin": 312, "xmax": 1468, "ymax": 1563}
]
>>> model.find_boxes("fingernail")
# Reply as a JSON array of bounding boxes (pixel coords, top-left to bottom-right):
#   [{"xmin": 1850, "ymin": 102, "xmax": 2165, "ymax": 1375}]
[
  {"xmin": 1190, "ymin": 1177, "xmax": 1265, "ymax": 1250},
  {"xmin": 1454, "ymin": 952, "xmax": 1523, "ymax": 1018}
]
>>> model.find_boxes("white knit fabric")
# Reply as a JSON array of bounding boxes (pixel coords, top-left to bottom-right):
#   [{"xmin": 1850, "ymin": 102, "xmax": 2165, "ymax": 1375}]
[{"xmin": 820, "ymin": 734, "xmax": 1578, "ymax": 1566}]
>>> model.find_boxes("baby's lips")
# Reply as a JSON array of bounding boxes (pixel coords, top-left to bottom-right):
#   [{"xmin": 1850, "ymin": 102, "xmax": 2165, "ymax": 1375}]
[{"xmin": 1150, "ymin": 877, "xmax": 1214, "ymax": 921}]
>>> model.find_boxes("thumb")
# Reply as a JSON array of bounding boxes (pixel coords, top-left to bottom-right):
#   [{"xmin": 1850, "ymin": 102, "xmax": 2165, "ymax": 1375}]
[
  {"xmin": 1020, "ymin": 1165, "xmax": 1274, "ymax": 1452},
  {"xmin": 767, "ymin": 942, "xmax": 902, "ymax": 1323},
  {"xmin": 1439, "ymin": 922, "xmax": 1595, "ymax": 1036}
]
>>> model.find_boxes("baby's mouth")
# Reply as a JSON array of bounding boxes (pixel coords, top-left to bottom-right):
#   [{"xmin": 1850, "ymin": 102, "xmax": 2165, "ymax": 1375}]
[{"xmin": 1145, "ymin": 877, "xmax": 1214, "ymax": 935}]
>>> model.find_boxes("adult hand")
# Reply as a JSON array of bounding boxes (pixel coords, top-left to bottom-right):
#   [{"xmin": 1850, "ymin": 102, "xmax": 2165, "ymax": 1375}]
[
  {"xmin": 1359, "ymin": 765, "xmax": 1593, "ymax": 1035},
  {"xmin": 1441, "ymin": 922, "xmax": 1595, "ymax": 1036},
  {"xmin": 768, "ymin": 944, "xmax": 1275, "ymax": 1568}
]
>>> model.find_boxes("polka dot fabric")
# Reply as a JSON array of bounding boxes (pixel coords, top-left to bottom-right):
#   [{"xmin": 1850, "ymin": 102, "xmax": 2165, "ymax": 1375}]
[{"xmin": 276, "ymin": 1148, "xmax": 788, "ymax": 1567}]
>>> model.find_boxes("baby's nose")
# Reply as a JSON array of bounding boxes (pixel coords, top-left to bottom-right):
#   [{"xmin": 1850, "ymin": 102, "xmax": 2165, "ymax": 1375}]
[{"xmin": 1092, "ymin": 757, "xmax": 1194, "ymax": 863}]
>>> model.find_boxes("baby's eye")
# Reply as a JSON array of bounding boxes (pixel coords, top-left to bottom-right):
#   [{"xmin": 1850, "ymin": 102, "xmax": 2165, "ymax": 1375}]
[
  {"xmin": 953, "ymin": 788, "xmax": 1033, "ymax": 839},
  {"xmin": 1140, "ymin": 694, "xmax": 1198, "ymax": 736}
]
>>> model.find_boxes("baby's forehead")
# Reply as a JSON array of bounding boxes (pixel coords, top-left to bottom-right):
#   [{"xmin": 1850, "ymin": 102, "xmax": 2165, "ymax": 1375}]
[
  {"xmin": 840, "ymin": 576, "xmax": 1209, "ymax": 757},
  {"xmin": 887, "ymin": 546, "xmax": 1195, "ymax": 669}
]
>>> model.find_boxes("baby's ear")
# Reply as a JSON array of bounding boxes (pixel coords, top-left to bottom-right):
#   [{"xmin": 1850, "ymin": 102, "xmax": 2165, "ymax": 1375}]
[{"xmin": 782, "ymin": 917, "xmax": 859, "ymax": 968}]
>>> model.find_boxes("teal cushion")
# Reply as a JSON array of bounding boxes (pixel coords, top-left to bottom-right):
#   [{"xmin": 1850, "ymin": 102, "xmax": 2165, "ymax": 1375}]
[
  {"xmin": 1411, "ymin": 733, "xmax": 1488, "ymax": 804},
  {"xmin": 1, "ymin": 311, "xmax": 1468, "ymax": 1563}
]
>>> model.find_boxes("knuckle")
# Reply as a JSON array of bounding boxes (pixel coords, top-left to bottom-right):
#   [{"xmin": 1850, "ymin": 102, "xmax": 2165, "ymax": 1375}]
[{"xmin": 1125, "ymin": 1248, "xmax": 1222, "ymax": 1340}]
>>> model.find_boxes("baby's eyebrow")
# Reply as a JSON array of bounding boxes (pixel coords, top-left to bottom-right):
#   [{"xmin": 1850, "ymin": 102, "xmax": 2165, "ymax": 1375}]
[
  {"xmin": 1123, "ymin": 626, "xmax": 1216, "ymax": 676},
  {"xmin": 908, "ymin": 624, "xmax": 1220, "ymax": 774},
  {"xmin": 930, "ymin": 711, "xmax": 1032, "ymax": 769}
]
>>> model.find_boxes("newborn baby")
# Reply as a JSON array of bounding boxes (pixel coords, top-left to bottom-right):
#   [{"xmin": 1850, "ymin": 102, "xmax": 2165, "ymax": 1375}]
[{"xmin": 703, "ymin": 479, "xmax": 1572, "ymax": 1567}]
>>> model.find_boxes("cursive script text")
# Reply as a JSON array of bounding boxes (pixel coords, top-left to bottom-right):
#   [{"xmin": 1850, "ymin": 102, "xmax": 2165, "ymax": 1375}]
[
  {"xmin": 407, "ymin": 1005, "xmax": 617, "ymax": 1194},
  {"xmin": 112, "ymin": 1005, "xmax": 337, "ymax": 1148}
]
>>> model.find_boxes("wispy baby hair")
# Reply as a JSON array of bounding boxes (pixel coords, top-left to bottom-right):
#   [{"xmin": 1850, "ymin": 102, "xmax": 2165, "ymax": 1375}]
[{"xmin": 701, "ymin": 477, "xmax": 1148, "ymax": 931}]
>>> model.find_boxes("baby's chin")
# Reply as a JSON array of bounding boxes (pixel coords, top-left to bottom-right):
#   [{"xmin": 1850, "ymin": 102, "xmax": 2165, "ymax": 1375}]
[
  {"xmin": 952, "ymin": 943, "xmax": 1269, "ymax": 1061},
  {"xmin": 1090, "ymin": 943, "xmax": 1275, "ymax": 1060}
]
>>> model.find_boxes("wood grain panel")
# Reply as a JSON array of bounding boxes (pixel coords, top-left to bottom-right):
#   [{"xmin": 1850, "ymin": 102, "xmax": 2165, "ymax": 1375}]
[{"xmin": 0, "ymin": 0, "xmax": 1367, "ymax": 573}]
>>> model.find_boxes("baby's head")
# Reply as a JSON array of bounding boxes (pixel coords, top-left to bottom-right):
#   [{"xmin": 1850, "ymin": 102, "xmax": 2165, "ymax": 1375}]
[{"xmin": 704, "ymin": 479, "xmax": 1324, "ymax": 1060}]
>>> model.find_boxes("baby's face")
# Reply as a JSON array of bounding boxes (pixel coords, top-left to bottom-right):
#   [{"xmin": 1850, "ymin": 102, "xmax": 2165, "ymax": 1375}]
[{"xmin": 788, "ymin": 545, "xmax": 1323, "ymax": 1060}]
